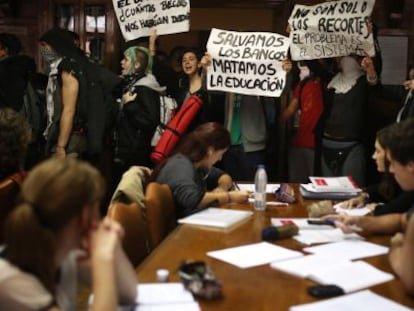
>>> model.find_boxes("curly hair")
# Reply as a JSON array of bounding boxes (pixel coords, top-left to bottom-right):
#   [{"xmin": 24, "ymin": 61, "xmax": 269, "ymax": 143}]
[{"xmin": 0, "ymin": 108, "xmax": 31, "ymax": 179}]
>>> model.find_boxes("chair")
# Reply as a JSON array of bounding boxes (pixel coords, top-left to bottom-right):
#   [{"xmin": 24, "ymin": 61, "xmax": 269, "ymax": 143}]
[
  {"xmin": 144, "ymin": 182, "xmax": 177, "ymax": 251},
  {"xmin": 0, "ymin": 173, "xmax": 24, "ymax": 243},
  {"xmin": 107, "ymin": 200, "xmax": 149, "ymax": 267}
]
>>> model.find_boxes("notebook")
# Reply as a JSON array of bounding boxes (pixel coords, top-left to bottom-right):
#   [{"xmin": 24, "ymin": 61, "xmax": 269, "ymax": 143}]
[{"xmin": 178, "ymin": 207, "xmax": 253, "ymax": 229}]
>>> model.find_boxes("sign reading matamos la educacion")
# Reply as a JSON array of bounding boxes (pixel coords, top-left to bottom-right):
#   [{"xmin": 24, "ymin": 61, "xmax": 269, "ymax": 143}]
[
  {"xmin": 288, "ymin": 0, "xmax": 376, "ymax": 60},
  {"xmin": 112, "ymin": 0, "xmax": 190, "ymax": 41},
  {"xmin": 207, "ymin": 28, "xmax": 291, "ymax": 98}
]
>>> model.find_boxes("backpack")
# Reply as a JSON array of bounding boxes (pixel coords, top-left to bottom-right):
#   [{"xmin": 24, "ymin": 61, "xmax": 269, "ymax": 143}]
[
  {"xmin": 150, "ymin": 94, "xmax": 177, "ymax": 147},
  {"xmin": 20, "ymin": 80, "xmax": 45, "ymax": 144},
  {"xmin": 75, "ymin": 60, "xmax": 121, "ymax": 155}
]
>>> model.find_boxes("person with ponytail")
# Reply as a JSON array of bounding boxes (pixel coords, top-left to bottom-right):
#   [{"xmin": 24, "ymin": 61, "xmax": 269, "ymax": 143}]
[
  {"xmin": 113, "ymin": 45, "xmax": 166, "ymax": 185},
  {"xmin": 0, "ymin": 158, "xmax": 137, "ymax": 310}
]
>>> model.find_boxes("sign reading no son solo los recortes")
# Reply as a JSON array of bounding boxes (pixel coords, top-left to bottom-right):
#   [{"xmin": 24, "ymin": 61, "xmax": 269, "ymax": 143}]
[
  {"xmin": 288, "ymin": 0, "xmax": 376, "ymax": 60},
  {"xmin": 112, "ymin": 0, "xmax": 190, "ymax": 41},
  {"xmin": 207, "ymin": 28, "xmax": 291, "ymax": 97}
]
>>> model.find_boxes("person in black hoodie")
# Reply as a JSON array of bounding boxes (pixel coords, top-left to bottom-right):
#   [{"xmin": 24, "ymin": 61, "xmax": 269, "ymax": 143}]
[
  {"xmin": 113, "ymin": 45, "xmax": 164, "ymax": 179},
  {"xmin": 0, "ymin": 33, "xmax": 36, "ymax": 111}
]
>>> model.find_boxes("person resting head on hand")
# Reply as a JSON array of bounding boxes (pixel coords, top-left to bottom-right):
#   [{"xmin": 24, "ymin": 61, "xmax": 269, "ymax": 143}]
[
  {"xmin": 0, "ymin": 158, "xmax": 137, "ymax": 311},
  {"xmin": 150, "ymin": 122, "xmax": 250, "ymax": 218}
]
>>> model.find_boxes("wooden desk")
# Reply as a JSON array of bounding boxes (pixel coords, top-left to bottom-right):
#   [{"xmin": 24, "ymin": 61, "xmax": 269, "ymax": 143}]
[{"xmin": 136, "ymin": 192, "xmax": 414, "ymax": 310}]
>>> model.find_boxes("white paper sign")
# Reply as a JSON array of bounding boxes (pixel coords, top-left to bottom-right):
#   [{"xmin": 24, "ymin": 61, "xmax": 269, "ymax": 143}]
[
  {"xmin": 112, "ymin": 0, "xmax": 190, "ymax": 41},
  {"xmin": 288, "ymin": 0, "xmax": 376, "ymax": 60},
  {"xmin": 206, "ymin": 28, "xmax": 291, "ymax": 97}
]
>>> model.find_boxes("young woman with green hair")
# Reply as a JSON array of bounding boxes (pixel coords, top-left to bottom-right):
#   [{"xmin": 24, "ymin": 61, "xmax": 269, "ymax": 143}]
[{"xmin": 113, "ymin": 46, "xmax": 166, "ymax": 185}]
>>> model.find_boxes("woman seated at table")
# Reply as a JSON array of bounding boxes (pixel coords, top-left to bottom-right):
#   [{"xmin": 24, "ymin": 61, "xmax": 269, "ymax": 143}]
[
  {"xmin": 0, "ymin": 158, "xmax": 137, "ymax": 311},
  {"xmin": 339, "ymin": 126, "xmax": 414, "ymax": 215},
  {"xmin": 151, "ymin": 122, "xmax": 250, "ymax": 218}
]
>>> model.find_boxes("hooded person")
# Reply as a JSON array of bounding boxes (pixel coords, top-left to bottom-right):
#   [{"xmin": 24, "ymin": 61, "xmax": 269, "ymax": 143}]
[
  {"xmin": 0, "ymin": 33, "xmax": 36, "ymax": 111},
  {"xmin": 113, "ymin": 45, "xmax": 165, "ymax": 184},
  {"xmin": 39, "ymin": 27, "xmax": 90, "ymax": 158}
]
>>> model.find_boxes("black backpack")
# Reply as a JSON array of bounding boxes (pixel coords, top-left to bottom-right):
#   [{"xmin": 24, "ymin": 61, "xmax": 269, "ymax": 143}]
[{"xmin": 75, "ymin": 60, "xmax": 121, "ymax": 155}]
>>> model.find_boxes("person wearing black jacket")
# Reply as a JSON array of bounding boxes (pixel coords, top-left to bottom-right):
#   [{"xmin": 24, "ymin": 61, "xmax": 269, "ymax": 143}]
[{"xmin": 114, "ymin": 45, "xmax": 164, "ymax": 174}]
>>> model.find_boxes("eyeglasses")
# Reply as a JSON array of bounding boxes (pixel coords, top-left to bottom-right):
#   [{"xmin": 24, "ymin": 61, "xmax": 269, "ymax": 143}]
[{"xmin": 178, "ymin": 260, "xmax": 223, "ymax": 300}]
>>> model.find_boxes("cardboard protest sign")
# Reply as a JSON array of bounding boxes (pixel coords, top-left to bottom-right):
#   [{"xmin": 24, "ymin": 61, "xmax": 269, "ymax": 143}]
[
  {"xmin": 288, "ymin": 0, "xmax": 376, "ymax": 60},
  {"xmin": 112, "ymin": 0, "xmax": 190, "ymax": 41},
  {"xmin": 206, "ymin": 28, "xmax": 291, "ymax": 97}
]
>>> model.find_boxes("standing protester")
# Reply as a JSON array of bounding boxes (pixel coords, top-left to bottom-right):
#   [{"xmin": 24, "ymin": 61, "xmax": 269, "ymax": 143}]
[{"xmin": 39, "ymin": 28, "xmax": 89, "ymax": 158}]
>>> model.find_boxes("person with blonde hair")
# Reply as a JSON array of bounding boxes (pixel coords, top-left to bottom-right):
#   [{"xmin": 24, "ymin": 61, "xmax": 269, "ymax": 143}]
[{"xmin": 0, "ymin": 158, "xmax": 137, "ymax": 310}]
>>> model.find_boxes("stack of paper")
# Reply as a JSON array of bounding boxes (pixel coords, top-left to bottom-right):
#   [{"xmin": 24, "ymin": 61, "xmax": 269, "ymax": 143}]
[
  {"xmin": 309, "ymin": 176, "xmax": 361, "ymax": 193},
  {"xmin": 290, "ymin": 290, "xmax": 411, "ymax": 311},
  {"xmin": 207, "ymin": 241, "xmax": 304, "ymax": 268},
  {"xmin": 178, "ymin": 207, "xmax": 253, "ymax": 229}
]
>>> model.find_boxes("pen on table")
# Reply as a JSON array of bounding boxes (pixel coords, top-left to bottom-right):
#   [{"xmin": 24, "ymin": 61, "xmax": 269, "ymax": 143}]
[
  {"xmin": 233, "ymin": 182, "xmax": 240, "ymax": 191},
  {"xmin": 307, "ymin": 219, "xmax": 363, "ymax": 232}
]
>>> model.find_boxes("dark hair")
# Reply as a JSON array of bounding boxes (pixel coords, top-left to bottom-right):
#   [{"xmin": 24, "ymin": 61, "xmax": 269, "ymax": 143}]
[
  {"xmin": 173, "ymin": 122, "xmax": 230, "ymax": 163},
  {"xmin": 376, "ymin": 126, "xmax": 398, "ymax": 200},
  {"xmin": 149, "ymin": 122, "xmax": 230, "ymax": 182},
  {"xmin": 0, "ymin": 108, "xmax": 31, "ymax": 179},
  {"xmin": 386, "ymin": 118, "xmax": 414, "ymax": 165},
  {"xmin": 4, "ymin": 158, "xmax": 104, "ymax": 295},
  {"xmin": 181, "ymin": 48, "xmax": 202, "ymax": 63},
  {"xmin": 0, "ymin": 33, "xmax": 21, "ymax": 55}
]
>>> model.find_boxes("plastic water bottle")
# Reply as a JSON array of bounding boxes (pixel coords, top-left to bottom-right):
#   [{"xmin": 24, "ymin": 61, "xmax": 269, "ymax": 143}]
[{"xmin": 254, "ymin": 164, "xmax": 267, "ymax": 211}]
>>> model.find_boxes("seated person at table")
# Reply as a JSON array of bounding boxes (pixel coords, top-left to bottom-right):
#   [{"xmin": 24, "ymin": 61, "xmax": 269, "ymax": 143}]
[
  {"xmin": 339, "ymin": 125, "xmax": 414, "ymax": 215},
  {"xmin": 150, "ymin": 122, "xmax": 249, "ymax": 218},
  {"xmin": 0, "ymin": 158, "xmax": 137, "ymax": 310},
  {"xmin": 323, "ymin": 118, "xmax": 414, "ymax": 236}
]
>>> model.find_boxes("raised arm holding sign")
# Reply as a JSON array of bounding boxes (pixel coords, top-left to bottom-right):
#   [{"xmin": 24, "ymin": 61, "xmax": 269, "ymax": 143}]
[
  {"xmin": 112, "ymin": 0, "xmax": 190, "ymax": 41},
  {"xmin": 206, "ymin": 28, "xmax": 291, "ymax": 97},
  {"xmin": 288, "ymin": 0, "xmax": 376, "ymax": 60}
]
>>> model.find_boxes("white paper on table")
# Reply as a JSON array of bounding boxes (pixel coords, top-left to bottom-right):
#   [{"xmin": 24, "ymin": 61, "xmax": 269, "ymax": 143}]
[
  {"xmin": 303, "ymin": 240, "xmax": 389, "ymax": 260},
  {"xmin": 134, "ymin": 283, "xmax": 195, "ymax": 305},
  {"xmin": 307, "ymin": 260, "xmax": 394, "ymax": 293},
  {"xmin": 207, "ymin": 241, "xmax": 303, "ymax": 269},
  {"xmin": 97, "ymin": 283, "xmax": 199, "ymax": 311},
  {"xmin": 134, "ymin": 302, "xmax": 200, "ymax": 311},
  {"xmin": 294, "ymin": 228, "xmax": 364, "ymax": 245},
  {"xmin": 270, "ymin": 254, "xmax": 351, "ymax": 278},
  {"xmin": 334, "ymin": 202, "xmax": 372, "ymax": 216},
  {"xmin": 289, "ymin": 290, "xmax": 412, "ymax": 311},
  {"xmin": 237, "ymin": 183, "xmax": 280, "ymax": 193}
]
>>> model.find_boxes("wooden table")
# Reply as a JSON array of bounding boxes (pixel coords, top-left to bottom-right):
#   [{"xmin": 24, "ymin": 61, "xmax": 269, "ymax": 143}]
[{"xmin": 136, "ymin": 190, "xmax": 414, "ymax": 310}]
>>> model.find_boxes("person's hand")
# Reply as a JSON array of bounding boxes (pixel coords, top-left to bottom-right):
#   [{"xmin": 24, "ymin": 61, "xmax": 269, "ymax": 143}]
[
  {"xmin": 282, "ymin": 58, "xmax": 292, "ymax": 73},
  {"xmin": 286, "ymin": 24, "xmax": 292, "ymax": 34},
  {"xmin": 365, "ymin": 203, "xmax": 377, "ymax": 213},
  {"xmin": 149, "ymin": 28, "xmax": 158, "ymax": 55},
  {"xmin": 122, "ymin": 91, "xmax": 137, "ymax": 105},
  {"xmin": 361, "ymin": 52, "xmax": 375, "ymax": 73},
  {"xmin": 89, "ymin": 217, "xmax": 124, "ymax": 262},
  {"xmin": 390, "ymin": 232, "xmax": 404, "ymax": 249},
  {"xmin": 321, "ymin": 214, "xmax": 362, "ymax": 233},
  {"xmin": 54, "ymin": 146, "xmax": 66, "ymax": 158},
  {"xmin": 200, "ymin": 52, "xmax": 212, "ymax": 69},
  {"xmin": 403, "ymin": 79, "xmax": 414, "ymax": 90},
  {"xmin": 338, "ymin": 193, "xmax": 366, "ymax": 209},
  {"xmin": 229, "ymin": 190, "xmax": 250, "ymax": 203}
]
